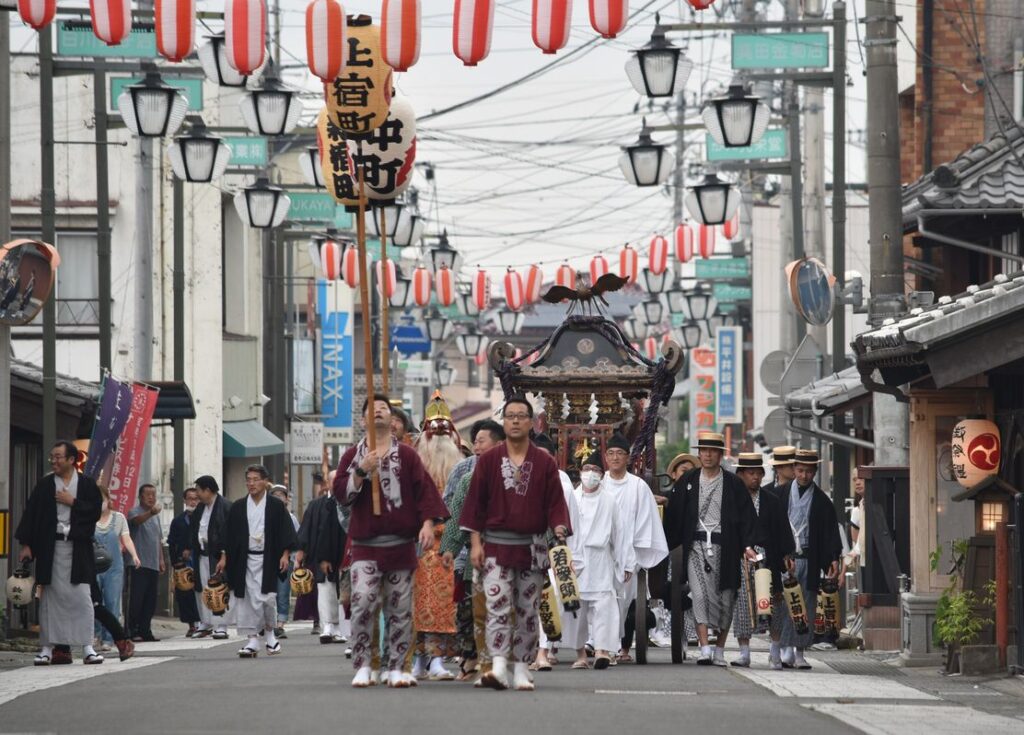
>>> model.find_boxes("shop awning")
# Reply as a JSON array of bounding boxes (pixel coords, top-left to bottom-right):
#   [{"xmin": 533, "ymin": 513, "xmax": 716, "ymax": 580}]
[
  {"xmin": 784, "ymin": 366, "xmax": 868, "ymax": 417},
  {"xmin": 223, "ymin": 420, "xmax": 285, "ymax": 458}
]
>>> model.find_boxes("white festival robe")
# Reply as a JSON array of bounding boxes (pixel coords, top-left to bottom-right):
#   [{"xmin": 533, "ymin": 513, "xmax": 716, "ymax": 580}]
[{"xmin": 235, "ymin": 494, "xmax": 275, "ymax": 636}]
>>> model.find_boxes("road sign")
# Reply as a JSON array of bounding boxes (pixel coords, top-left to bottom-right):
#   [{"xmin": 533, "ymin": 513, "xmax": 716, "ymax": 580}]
[
  {"xmin": 713, "ymin": 283, "xmax": 752, "ymax": 302},
  {"xmin": 225, "ymin": 137, "xmax": 269, "ymax": 167},
  {"xmin": 57, "ymin": 20, "xmax": 158, "ymax": 58},
  {"xmin": 696, "ymin": 257, "xmax": 751, "ymax": 280},
  {"xmin": 391, "ymin": 326, "xmax": 431, "ymax": 357},
  {"xmin": 290, "ymin": 422, "xmax": 324, "ymax": 465},
  {"xmin": 731, "ymin": 32, "xmax": 829, "ymax": 70},
  {"xmin": 706, "ymin": 129, "xmax": 788, "ymax": 161},
  {"xmin": 110, "ymin": 77, "xmax": 203, "ymax": 113}
]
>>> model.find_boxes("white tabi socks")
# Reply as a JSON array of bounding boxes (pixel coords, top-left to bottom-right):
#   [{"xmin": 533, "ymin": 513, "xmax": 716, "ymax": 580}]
[
  {"xmin": 429, "ymin": 656, "xmax": 454, "ymax": 681},
  {"xmin": 512, "ymin": 662, "xmax": 534, "ymax": 691},
  {"xmin": 713, "ymin": 646, "xmax": 727, "ymax": 667},
  {"xmin": 769, "ymin": 642, "xmax": 783, "ymax": 670},
  {"xmin": 481, "ymin": 656, "xmax": 509, "ymax": 690},
  {"xmin": 352, "ymin": 666, "xmax": 372, "ymax": 688}
]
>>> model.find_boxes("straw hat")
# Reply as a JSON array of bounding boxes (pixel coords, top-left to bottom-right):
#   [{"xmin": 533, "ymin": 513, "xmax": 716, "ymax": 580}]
[
  {"xmin": 770, "ymin": 445, "xmax": 797, "ymax": 466},
  {"xmin": 667, "ymin": 453, "xmax": 699, "ymax": 475},
  {"xmin": 793, "ymin": 448, "xmax": 822, "ymax": 465},
  {"xmin": 694, "ymin": 431, "xmax": 726, "ymax": 451},
  {"xmin": 735, "ymin": 452, "xmax": 766, "ymax": 470}
]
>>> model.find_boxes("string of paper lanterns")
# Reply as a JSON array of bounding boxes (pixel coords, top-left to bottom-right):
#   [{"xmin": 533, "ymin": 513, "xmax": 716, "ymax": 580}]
[
  {"xmin": 305, "ymin": 0, "xmax": 347, "ymax": 83},
  {"xmin": 381, "ymin": 0, "xmax": 421, "ymax": 72},
  {"xmin": 532, "ymin": 0, "xmax": 573, "ymax": 55},
  {"xmin": 453, "ymin": 0, "xmax": 496, "ymax": 67},
  {"xmin": 155, "ymin": 0, "xmax": 196, "ymax": 62},
  {"xmin": 90, "ymin": 0, "xmax": 133, "ymax": 47},
  {"xmin": 224, "ymin": 0, "xmax": 266, "ymax": 75}
]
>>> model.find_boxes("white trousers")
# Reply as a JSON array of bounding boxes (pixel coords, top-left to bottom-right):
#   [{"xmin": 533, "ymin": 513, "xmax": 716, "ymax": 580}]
[
  {"xmin": 317, "ymin": 580, "xmax": 340, "ymax": 632},
  {"xmin": 235, "ymin": 556, "xmax": 276, "ymax": 637},
  {"xmin": 574, "ymin": 594, "xmax": 621, "ymax": 653}
]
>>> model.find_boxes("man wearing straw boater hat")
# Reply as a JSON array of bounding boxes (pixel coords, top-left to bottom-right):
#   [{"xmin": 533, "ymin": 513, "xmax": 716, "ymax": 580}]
[
  {"xmin": 775, "ymin": 448, "xmax": 842, "ymax": 670},
  {"xmin": 766, "ymin": 446, "xmax": 797, "ymax": 497},
  {"xmin": 730, "ymin": 453, "xmax": 794, "ymax": 670},
  {"xmin": 663, "ymin": 431, "xmax": 758, "ymax": 666}
]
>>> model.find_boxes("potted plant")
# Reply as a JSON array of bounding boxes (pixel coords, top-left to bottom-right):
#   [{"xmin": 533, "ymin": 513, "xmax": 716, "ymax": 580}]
[{"xmin": 931, "ymin": 539, "xmax": 994, "ymax": 674}]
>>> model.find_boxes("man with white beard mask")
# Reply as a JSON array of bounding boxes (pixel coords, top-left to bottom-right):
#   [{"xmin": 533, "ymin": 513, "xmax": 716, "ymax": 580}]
[
  {"xmin": 570, "ymin": 451, "xmax": 634, "ymax": 670},
  {"xmin": 600, "ymin": 433, "xmax": 669, "ymax": 663}
]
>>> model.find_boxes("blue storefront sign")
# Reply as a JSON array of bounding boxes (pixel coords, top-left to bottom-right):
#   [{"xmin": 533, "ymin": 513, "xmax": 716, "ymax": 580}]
[
  {"xmin": 317, "ymin": 281, "xmax": 353, "ymax": 439},
  {"xmin": 390, "ymin": 323, "xmax": 431, "ymax": 357},
  {"xmin": 716, "ymin": 326, "xmax": 743, "ymax": 424}
]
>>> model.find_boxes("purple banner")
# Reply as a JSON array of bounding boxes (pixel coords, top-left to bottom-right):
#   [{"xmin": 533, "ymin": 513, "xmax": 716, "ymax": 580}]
[{"xmin": 84, "ymin": 375, "xmax": 133, "ymax": 480}]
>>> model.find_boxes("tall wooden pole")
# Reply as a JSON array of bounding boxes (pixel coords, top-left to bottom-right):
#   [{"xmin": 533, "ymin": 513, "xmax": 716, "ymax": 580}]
[
  {"xmin": 379, "ymin": 207, "xmax": 390, "ymax": 394},
  {"xmin": 356, "ymin": 171, "xmax": 382, "ymax": 516}
]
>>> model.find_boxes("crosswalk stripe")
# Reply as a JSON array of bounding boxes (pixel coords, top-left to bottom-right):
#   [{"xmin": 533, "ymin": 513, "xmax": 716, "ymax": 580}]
[{"xmin": 0, "ymin": 657, "xmax": 175, "ymax": 708}]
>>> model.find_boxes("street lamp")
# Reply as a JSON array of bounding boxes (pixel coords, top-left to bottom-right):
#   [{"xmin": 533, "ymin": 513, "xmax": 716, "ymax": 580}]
[
  {"xmin": 496, "ymin": 310, "xmax": 525, "ymax": 336},
  {"xmin": 802, "ymin": 0, "xmax": 827, "ymax": 17},
  {"xmin": 686, "ymin": 172, "xmax": 741, "ymax": 226},
  {"xmin": 233, "ymin": 178, "xmax": 291, "ymax": 228},
  {"xmin": 674, "ymin": 321, "xmax": 704, "ymax": 349},
  {"xmin": 299, "ymin": 146, "xmax": 326, "ymax": 189},
  {"xmin": 437, "ymin": 362, "xmax": 456, "ymax": 387},
  {"xmin": 424, "ymin": 310, "xmax": 452, "ymax": 342},
  {"xmin": 641, "ymin": 299, "xmax": 664, "ymax": 327},
  {"xmin": 685, "ymin": 286, "xmax": 718, "ymax": 321},
  {"xmin": 198, "ymin": 33, "xmax": 252, "ymax": 87},
  {"xmin": 456, "ymin": 329, "xmax": 485, "ymax": 358},
  {"xmin": 366, "ymin": 202, "xmax": 425, "ymax": 248},
  {"xmin": 458, "ymin": 290, "xmax": 480, "ymax": 318},
  {"xmin": 641, "ymin": 266, "xmax": 672, "ymax": 294},
  {"xmin": 707, "ymin": 313, "xmax": 736, "ymax": 336},
  {"xmin": 621, "ymin": 317, "xmax": 646, "ymax": 342},
  {"xmin": 665, "ymin": 287, "xmax": 687, "ymax": 315},
  {"xmin": 430, "ymin": 230, "xmax": 458, "ymax": 272},
  {"xmin": 702, "ymin": 84, "xmax": 770, "ymax": 148},
  {"xmin": 389, "ymin": 275, "xmax": 412, "ymax": 309},
  {"xmin": 625, "ymin": 22, "xmax": 693, "ymax": 98},
  {"xmin": 239, "ymin": 69, "xmax": 302, "ymax": 136},
  {"xmin": 116, "ymin": 71, "xmax": 188, "ymax": 138},
  {"xmin": 168, "ymin": 119, "xmax": 231, "ymax": 183},
  {"xmin": 619, "ymin": 122, "xmax": 675, "ymax": 187}
]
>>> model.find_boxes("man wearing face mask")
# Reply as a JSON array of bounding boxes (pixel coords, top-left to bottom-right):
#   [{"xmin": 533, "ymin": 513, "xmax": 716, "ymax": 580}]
[
  {"xmin": 570, "ymin": 451, "xmax": 633, "ymax": 670},
  {"xmin": 167, "ymin": 487, "xmax": 202, "ymax": 637}
]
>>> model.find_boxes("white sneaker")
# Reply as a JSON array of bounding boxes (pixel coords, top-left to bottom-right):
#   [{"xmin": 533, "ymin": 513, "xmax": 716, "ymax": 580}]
[
  {"xmin": 429, "ymin": 656, "xmax": 454, "ymax": 681},
  {"xmin": 481, "ymin": 656, "xmax": 509, "ymax": 690},
  {"xmin": 730, "ymin": 655, "xmax": 751, "ymax": 668},
  {"xmin": 512, "ymin": 662, "xmax": 535, "ymax": 691},
  {"xmin": 351, "ymin": 666, "xmax": 372, "ymax": 688}
]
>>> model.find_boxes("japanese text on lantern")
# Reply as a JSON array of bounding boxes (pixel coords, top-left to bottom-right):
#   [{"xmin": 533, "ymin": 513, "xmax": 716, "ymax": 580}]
[{"xmin": 326, "ymin": 17, "xmax": 393, "ymax": 137}]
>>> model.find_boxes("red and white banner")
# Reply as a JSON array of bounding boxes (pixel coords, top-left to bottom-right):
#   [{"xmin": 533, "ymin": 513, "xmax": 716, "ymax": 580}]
[
  {"xmin": 532, "ymin": 0, "xmax": 572, "ymax": 54},
  {"xmin": 18, "ymin": 0, "xmax": 56, "ymax": 30},
  {"xmin": 381, "ymin": 0, "xmax": 420, "ymax": 72},
  {"xmin": 435, "ymin": 266, "xmax": 456, "ymax": 306},
  {"xmin": 225, "ymin": 0, "xmax": 266, "ymax": 75},
  {"xmin": 504, "ymin": 269, "xmax": 525, "ymax": 311},
  {"xmin": 453, "ymin": 0, "xmax": 495, "ymax": 66},
  {"xmin": 619, "ymin": 244, "xmax": 638, "ymax": 284},
  {"xmin": 107, "ymin": 383, "xmax": 160, "ymax": 516},
  {"xmin": 155, "ymin": 0, "xmax": 195, "ymax": 61},
  {"xmin": 649, "ymin": 234, "xmax": 668, "ymax": 276},
  {"xmin": 412, "ymin": 265, "xmax": 432, "ymax": 307},
  {"xmin": 589, "ymin": 254, "xmax": 609, "ymax": 284},
  {"xmin": 674, "ymin": 223, "xmax": 693, "ymax": 263},
  {"xmin": 90, "ymin": 0, "xmax": 133, "ymax": 46},
  {"xmin": 524, "ymin": 264, "xmax": 543, "ymax": 304},
  {"xmin": 588, "ymin": 0, "xmax": 628, "ymax": 39},
  {"xmin": 305, "ymin": 0, "xmax": 346, "ymax": 82}
]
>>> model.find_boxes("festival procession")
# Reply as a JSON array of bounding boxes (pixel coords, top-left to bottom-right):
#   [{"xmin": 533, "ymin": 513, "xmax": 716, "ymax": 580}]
[{"xmin": 3, "ymin": 1, "xmax": 1024, "ymax": 733}]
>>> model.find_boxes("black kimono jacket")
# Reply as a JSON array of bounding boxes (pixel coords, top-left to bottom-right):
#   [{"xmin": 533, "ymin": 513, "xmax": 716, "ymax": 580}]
[
  {"xmin": 297, "ymin": 494, "xmax": 346, "ymax": 584},
  {"xmin": 750, "ymin": 488, "xmax": 796, "ymax": 589},
  {"xmin": 225, "ymin": 493, "xmax": 297, "ymax": 596},
  {"xmin": 190, "ymin": 494, "xmax": 230, "ymax": 568},
  {"xmin": 774, "ymin": 480, "xmax": 843, "ymax": 592},
  {"xmin": 15, "ymin": 472, "xmax": 102, "ymax": 585},
  {"xmin": 663, "ymin": 467, "xmax": 756, "ymax": 593},
  {"xmin": 167, "ymin": 510, "xmax": 193, "ymax": 565}
]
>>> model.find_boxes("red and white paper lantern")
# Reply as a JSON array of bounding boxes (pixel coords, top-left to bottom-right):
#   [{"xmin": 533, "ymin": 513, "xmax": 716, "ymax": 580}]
[
  {"xmin": 319, "ymin": 240, "xmax": 343, "ymax": 280},
  {"xmin": 556, "ymin": 263, "xmax": 575, "ymax": 289},
  {"xmin": 722, "ymin": 213, "xmax": 740, "ymax": 241},
  {"xmin": 686, "ymin": 0, "xmax": 716, "ymax": 10},
  {"xmin": 225, "ymin": 0, "xmax": 267, "ymax": 75},
  {"xmin": 411, "ymin": 265, "xmax": 432, "ymax": 307},
  {"xmin": 473, "ymin": 269, "xmax": 491, "ymax": 311},
  {"xmin": 588, "ymin": 0, "xmax": 628, "ymax": 39},
  {"xmin": 644, "ymin": 335, "xmax": 658, "ymax": 361},
  {"xmin": 18, "ymin": 0, "xmax": 56, "ymax": 30},
  {"xmin": 155, "ymin": 0, "xmax": 196, "ymax": 62},
  {"xmin": 381, "ymin": 0, "xmax": 420, "ymax": 72},
  {"xmin": 305, "ymin": 0, "xmax": 346, "ymax": 83},
  {"xmin": 376, "ymin": 258, "xmax": 397, "ymax": 299},
  {"xmin": 342, "ymin": 247, "xmax": 361, "ymax": 288},
  {"xmin": 649, "ymin": 235, "xmax": 669, "ymax": 276},
  {"xmin": 435, "ymin": 265, "xmax": 456, "ymax": 307},
  {"xmin": 590, "ymin": 255, "xmax": 609, "ymax": 285},
  {"xmin": 951, "ymin": 418, "xmax": 1002, "ymax": 489},
  {"xmin": 532, "ymin": 0, "xmax": 572, "ymax": 55},
  {"xmin": 474, "ymin": 352, "xmax": 487, "ymax": 366},
  {"xmin": 674, "ymin": 223, "xmax": 693, "ymax": 263},
  {"xmin": 698, "ymin": 223, "xmax": 716, "ymax": 259},
  {"xmin": 524, "ymin": 264, "xmax": 544, "ymax": 304},
  {"xmin": 619, "ymin": 244, "xmax": 638, "ymax": 284},
  {"xmin": 90, "ymin": 0, "xmax": 133, "ymax": 46},
  {"xmin": 453, "ymin": 0, "xmax": 495, "ymax": 67},
  {"xmin": 504, "ymin": 269, "xmax": 525, "ymax": 312}
]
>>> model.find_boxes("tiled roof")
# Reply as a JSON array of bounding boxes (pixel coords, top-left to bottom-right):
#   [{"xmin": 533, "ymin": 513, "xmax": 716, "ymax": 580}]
[
  {"xmin": 784, "ymin": 366, "xmax": 867, "ymax": 416},
  {"xmin": 9, "ymin": 358, "xmax": 101, "ymax": 407}
]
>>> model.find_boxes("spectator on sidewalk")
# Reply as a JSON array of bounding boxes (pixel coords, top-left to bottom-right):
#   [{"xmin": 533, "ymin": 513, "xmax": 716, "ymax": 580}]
[
  {"xmin": 128, "ymin": 484, "xmax": 165, "ymax": 642},
  {"xmin": 168, "ymin": 487, "xmax": 203, "ymax": 637},
  {"xmin": 94, "ymin": 485, "xmax": 141, "ymax": 651}
]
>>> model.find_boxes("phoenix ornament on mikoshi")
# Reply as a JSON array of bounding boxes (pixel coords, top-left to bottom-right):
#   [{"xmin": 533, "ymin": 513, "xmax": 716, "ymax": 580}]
[{"xmin": 542, "ymin": 272, "xmax": 628, "ymax": 316}]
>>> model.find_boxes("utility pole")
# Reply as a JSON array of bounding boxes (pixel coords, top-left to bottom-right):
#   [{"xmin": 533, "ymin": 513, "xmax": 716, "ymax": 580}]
[
  {"xmin": 94, "ymin": 65, "xmax": 112, "ymax": 373},
  {"xmin": 41, "ymin": 23, "xmax": 57, "ymax": 454},
  {"xmin": 777, "ymin": 0, "xmax": 804, "ymax": 355},
  {"xmin": 865, "ymin": 0, "xmax": 909, "ymax": 466},
  {"xmin": 802, "ymin": 10, "xmax": 828, "ymax": 352},
  {"xmin": 666, "ymin": 86, "xmax": 685, "ymax": 448},
  {"xmin": 1, "ymin": 18, "xmax": 11, "ymax": 583}
]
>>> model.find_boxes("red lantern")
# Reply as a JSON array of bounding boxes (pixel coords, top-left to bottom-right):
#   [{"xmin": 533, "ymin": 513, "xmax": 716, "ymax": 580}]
[
  {"xmin": 532, "ymin": 0, "xmax": 572, "ymax": 55},
  {"xmin": 225, "ymin": 0, "xmax": 266, "ymax": 75},
  {"xmin": 435, "ymin": 265, "xmax": 456, "ymax": 307},
  {"xmin": 619, "ymin": 244, "xmax": 638, "ymax": 284},
  {"xmin": 644, "ymin": 335, "xmax": 658, "ymax": 361},
  {"xmin": 698, "ymin": 223, "xmax": 716, "ymax": 259},
  {"xmin": 319, "ymin": 240, "xmax": 343, "ymax": 280},
  {"xmin": 376, "ymin": 259, "xmax": 397, "ymax": 299},
  {"xmin": 590, "ymin": 255, "xmax": 609, "ymax": 285},
  {"xmin": 686, "ymin": 0, "xmax": 716, "ymax": 10},
  {"xmin": 951, "ymin": 418, "xmax": 1002, "ymax": 489},
  {"xmin": 524, "ymin": 264, "xmax": 543, "ymax": 304},
  {"xmin": 382, "ymin": 0, "xmax": 420, "ymax": 72},
  {"xmin": 722, "ymin": 213, "xmax": 740, "ymax": 241},
  {"xmin": 453, "ymin": 0, "xmax": 495, "ymax": 67},
  {"xmin": 305, "ymin": 0, "xmax": 346, "ymax": 83},
  {"xmin": 588, "ymin": 0, "xmax": 628, "ymax": 39},
  {"xmin": 556, "ymin": 263, "xmax": 575, "ymax": 289},
  {"xmin": 649, "ymin": 235, "xmax": 669, "ymax": 276},
  {"xmin": 411, "ymin": 265, "xmax": 432, "ymax": 307},
  {"xmin": 18, "ymin": 0, "xmax": 56, "ymax": 30},
  {"xmin": 90, "ymin": 0, "xmax": 133, "ymax": 46},
  {"xmin": 674, "ymin": 223, "xmax": 693, "ymax": 263},
  {"xmin": 504, "ymin": 268, "xmax": 525, "ymax": 312},
  {"xmin": 342, "ymin": 247, "xmax": 360, "ymax": 288},
  {"xmin": 473, "ymin": 269, "xmax": 491, "ymax": 311},
  {"xmin": 155, "ymin": 0, "xmax": 196, "ymax": 62}
]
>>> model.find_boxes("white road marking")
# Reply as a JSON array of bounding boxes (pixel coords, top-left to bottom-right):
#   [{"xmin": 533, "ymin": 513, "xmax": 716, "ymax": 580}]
[
  {"xmin": 0, "ymin": 657, "xmax": 175, "ymax": 708},
  {"xmin": 734, "ymin": 669, "xmax": 938, "ymax": 700},
  {"xmin": 131, "ymin": 637, "xmax": 237, "ymax": 652},
  {"xmin": 803, "ymin": 703, "xmax": 1024, "ymax": 734},
  {"xmin": 594, "ymin": 690, "xmax": 699, "ymax": 696}
]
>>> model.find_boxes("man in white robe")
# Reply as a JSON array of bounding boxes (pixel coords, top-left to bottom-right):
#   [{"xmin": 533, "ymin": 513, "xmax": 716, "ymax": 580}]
[{"xmin": 601, "ymin": 434, "xmax": 669, "ymax": 662}]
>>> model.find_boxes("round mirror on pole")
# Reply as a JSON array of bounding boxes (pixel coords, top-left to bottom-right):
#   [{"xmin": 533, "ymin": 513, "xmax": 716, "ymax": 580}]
[
  {"xmin": 685, "ymin": 173, "xmax": 741, "ymax": 226},
  {"xmin": 239, "ymin": 68, "xmax": 302, "ymax": 136},
  {"xmin": 198, "ymin": 33, "xmax": 254, "ymax": 87},
  {"xmin": 299, "ymin": 146, "xmax": 326, "ymax": 188},
  {"xmin": 117, "ymin": 71, "xmax": 189, "ymax": 138},
  {"xmin": 624, "ymin": 22, "xmax": 693, "ymax": 98},
  {"xmin": 233, "ymin": 178, "xmax": 291, "ymax": 228},
  {"xmin": 619, "ymin": 122, "xmax": 675, "ymax": 187},
  {"xmin": 168, "ymin": 118, "xmax": 231, "ymax": 183},
  {"xmin": 702, "ymin": 84, "xmax": 771, "ymax": 148}
]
